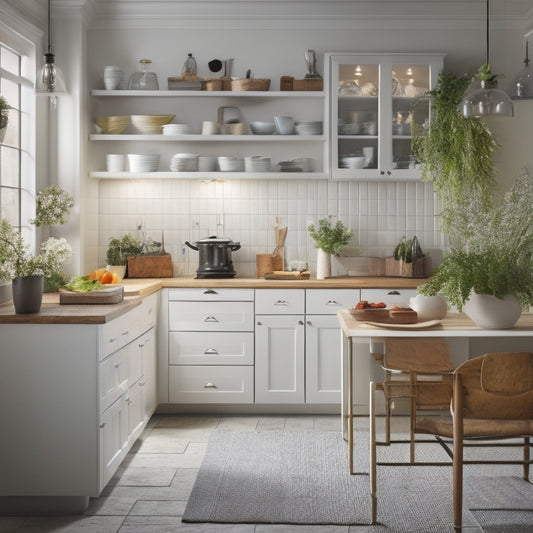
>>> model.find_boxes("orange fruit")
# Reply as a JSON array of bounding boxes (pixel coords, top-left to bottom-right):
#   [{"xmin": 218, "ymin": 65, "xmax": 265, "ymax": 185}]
[
  {"xmin": 94, "ymin": 268, "xmax": 107, "ymax": 281},
  {"xmin": 101, "ymin": 271, "xmax": 114, "ymax": 284},
  {"xmin": 87, "ymin": 271, "xmax": 96, "ymax": 280}
]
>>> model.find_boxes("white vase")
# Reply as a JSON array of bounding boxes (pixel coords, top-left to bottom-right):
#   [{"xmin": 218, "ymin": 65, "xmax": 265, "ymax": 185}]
[
  {"xmin": 409, "ymin": 294, "xmax": 448, "ymax": 322},
  {"xmin": 463, "ymin": 292, "xmax": 522, "ymax": 329},
  {"xmin": 106, "ymin": 264, "xmax": 127, "ymax": 281},
  {"xmin": 316, "ymin": 249, "xmax": 331, "ymax": 280}
]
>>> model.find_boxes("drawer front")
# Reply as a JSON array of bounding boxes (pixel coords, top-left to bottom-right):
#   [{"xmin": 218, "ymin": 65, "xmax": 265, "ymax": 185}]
[
  {"xmin": 168, "ymin": 366, "xmax": 254, "ymax": 403},
  {"xmin": 169, "ymin": 301, "xmax": 254, "ymax": 331},
  {"xmin": 255, "ymin": 289, "xmax": 305, "ymax": 315},
  {"xmin": 360, "ymin": 288, "xmax": 418, "ymax": 308},
  {"xmin": 168, "ymin": 288, "xmax": 254, "ymax": 302},
  {"xmin": 129, "ymin": 293, "xmax": 158, "ymax": 341},
  {"xmin": 306, "ymin": 289, "xmax": 360, "ymax": 314},
  {"xmin": 100, "ymin": 346, "xmax": 129, "ymax": 412},
  {"xmin": 100, "ymin": 314, "xmax": 131, "ymax": 360},
  {"xmin": 169, "ymin": 331, "xmax": 254, "ymax": 365}
]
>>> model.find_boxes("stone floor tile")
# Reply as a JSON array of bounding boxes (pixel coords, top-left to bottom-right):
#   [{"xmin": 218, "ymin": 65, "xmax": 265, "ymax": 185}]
[
  {"xmin": 153, "ymin": 415, "xmax": 221, "ymax": 429},
  {"xmin": 257, "ymin": 416, "xmax": 287, "ymax": 430},
  {"xmin": 109, "ymin": 465, "xmax": 177, "ymax": 487},
  {"xmin": 256, "ymin": 526, "xmax": 349, "ymax": 532},
  {"xmin": 16, "ymin": 515, "xmax": 124, "ymax": 532},
  {"xmin": 129, "ymin": 499, "xmax": 187, "ymax": 516},
  {"xmin": 84, "ymin": 496, "xmax": 137, "ymax": 516},
  {"xmin": 125, "ymin": 443, "xmax": 206, "ymax": 469},
  {"xmin": 216, "ymin": 416, "xmax": 259, "ymax": 430},
  {"xmin": 283, "ymin": 415, "xmax": 315, "ymax": 431},
  {"xmin": 130, "ymin": 429, "xmax": 190, "ymax": 454},
  {"xmin": 313, "ymin": 415, "xmax": 342, "ymax": 431},
  {"xmin": 119, "ymin": 520, "xmax": 254, "ymax": 533}
]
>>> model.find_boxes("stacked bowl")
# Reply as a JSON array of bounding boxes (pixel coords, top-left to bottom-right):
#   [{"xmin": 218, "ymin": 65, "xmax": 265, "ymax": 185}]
[
  {"xmin": 295, "ymin": 120, "xmax": 323, "ymax": 135},
  {"xmin": 103, "ymin": 66, "xmax": 123, "ymax": 90},
  {"xmin": 162, "ymin": 123, "xmax": 192, "ymax": 135},
  {"xmin": 131, "ymin": 114, "xmax": 175, "ymax": 134},
  {"xmin": 218, "ymin": 156, "xmax": 244, "ymax": 172},
  {"xmin": 170, "ymin": 153, "xmax": 199, "ymax": 172},
  {"xmin": 95, "ymin": 115, "xmax": 130, "ymax": 134},
  {"xmin": 245, "ymin": 156, "xmax": 271, "ymax": 172},
  {"xmin": 128, "ymin": 154, "xmax": 160, "ymax": 172}
]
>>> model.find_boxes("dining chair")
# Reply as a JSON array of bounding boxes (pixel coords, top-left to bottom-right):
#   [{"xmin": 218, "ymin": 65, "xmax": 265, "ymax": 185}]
[
  {"xmin": 370, "ymin": 350, "xmax": 533, "ymax": 532},
  {"xmin": 370, "ymin": 337, "xmax": 454, "ymax": 462}
]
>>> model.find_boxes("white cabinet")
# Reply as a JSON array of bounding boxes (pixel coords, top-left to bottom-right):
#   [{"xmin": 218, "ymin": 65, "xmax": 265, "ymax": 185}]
[
  {"xmin": 326, "ymin": 53, "xmax": 444, "ymax": 180},
  {"xmin": 167, "ymin": 288, "xmax": 255, "ymax": 403},
  {"xmin": 89, "ymin": 90, "xmax": 327, "ymax": 180}
]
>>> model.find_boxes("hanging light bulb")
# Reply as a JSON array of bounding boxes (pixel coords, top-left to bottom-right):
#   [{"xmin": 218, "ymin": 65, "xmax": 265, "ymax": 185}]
[
  {"xmin": 510, "ymin": 40, "xmax": 533, "ymax": 99},
  {"xmin": 458, "ymin": 0, "xmax": 514, "ymax": 117},
  {"xmin": 36, "ymin": 0, "xmax": 66, "ymax": 105},
  {"xmin": 354, "ymin": 65, "xmax": 362, "ymax": 77}
]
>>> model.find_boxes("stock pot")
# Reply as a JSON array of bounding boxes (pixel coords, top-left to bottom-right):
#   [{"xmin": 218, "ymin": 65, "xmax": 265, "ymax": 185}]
[{"xmin": 185, "ymin": 236, "xmax": 241, "ymax": 278}]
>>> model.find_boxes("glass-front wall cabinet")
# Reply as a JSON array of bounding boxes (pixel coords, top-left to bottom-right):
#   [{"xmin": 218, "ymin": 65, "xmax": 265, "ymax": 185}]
[{"xmin": 326, "ymin": 53, "xmax": 444, "ymax": 180}]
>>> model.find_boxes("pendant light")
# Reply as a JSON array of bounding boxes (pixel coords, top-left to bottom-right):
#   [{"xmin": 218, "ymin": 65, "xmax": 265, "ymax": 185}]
[
  {"xmin": 36, "ymin": 0, "xmax": 66, "ymax": 104},
  {"xmin": 458, "ymin": 0, "xmax": 514, "ymax": 117},
  {"xmin": 510, "ymin": 40, "xmax": 533, "ymax": 99}
]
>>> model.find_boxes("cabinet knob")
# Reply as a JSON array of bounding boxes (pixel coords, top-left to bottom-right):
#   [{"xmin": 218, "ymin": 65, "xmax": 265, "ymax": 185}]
[
  {"xmin": 139, "ymin": 381, "xmax": 145, "ymax": 387},
  {"xmin": 257, "ymin": 321, "xmax": 262, "ymax": 326},
  {"xmin": 203, "ymin": 289, "xmax": 218, "ymax": 294},
  {"xmin": 204, "ymin": 382, "xmax": 218, "ymax": 389},
  {"xmin": 204, "ymin": 315, "xmax": 219, "ymax": 322},
  {"xmin": 114, "ymin": 362, "xmax": 120, "ymax": 368},
  {"xmin": 306, "ymin": 320, "xmax": 312, "ymax": 326},
  {"xmin": 204, "ymin": 348, "xmax": 219, "ymax": 355},
  {"xmin": 138, "ymin": 342, "xmax": 145, "ymax": 348},
  {"xmin": 387, "ymin": 170, "xmax": 391, "ymax": 175},
  {"xmin": 274, "ymin": 299, "xmax": 288, "ymax": 306},
  {"xmin": 380, "ymin": 170, "xmax": 385, "ymax": 175},
  {"xmin": 109, "ymin": 337, "xmax": 117, "ymax": 344},
  {"xmin": 99, "ymin": 423, "xmax": 105, "ymax": 428},
  {"xmin": 298, "ymin": 320, "xmax": 304, "ymax": 325}
]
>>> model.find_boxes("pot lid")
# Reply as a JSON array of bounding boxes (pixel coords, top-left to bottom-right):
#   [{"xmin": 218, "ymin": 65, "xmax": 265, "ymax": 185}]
[{"xmin": 196, "ymin": 235, "xmax": 239, "ymax": 245}]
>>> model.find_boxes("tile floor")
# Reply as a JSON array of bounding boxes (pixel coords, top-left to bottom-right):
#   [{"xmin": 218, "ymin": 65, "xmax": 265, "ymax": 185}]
[{"xmin": 0, "ymin": 414, "xmax": 527, "ymax": 532}]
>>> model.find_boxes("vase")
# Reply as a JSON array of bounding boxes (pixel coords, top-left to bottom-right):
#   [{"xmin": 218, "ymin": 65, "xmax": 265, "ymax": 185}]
[
  {"xmin": 463, "ymin": 292, "xmax": 522, "ymax": 329},
  {"xmin": 409, "ymin": 294, "xmax": 448, "ymax": 322},
  {"xmin": 106, "ymin": 264, "xmax": 127, "ymax": 281},
  {"xmin": 12, "ymin": 275, "xmax": 44, "ymax": 314},
  {"xmin": 316, "ymin": 249, "xmax": 331, "ymax": 280}
]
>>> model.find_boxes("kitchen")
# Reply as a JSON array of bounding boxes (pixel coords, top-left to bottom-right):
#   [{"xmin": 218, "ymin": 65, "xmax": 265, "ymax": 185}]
[{"xmin": 0, "ymin": 0, "xmax": 533, "ymax": 530}]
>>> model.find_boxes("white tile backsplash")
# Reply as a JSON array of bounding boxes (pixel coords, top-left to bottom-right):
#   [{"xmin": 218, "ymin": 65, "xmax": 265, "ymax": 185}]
[{"xmin": 97, "ymin": 178, "xmax": 441, "ymax": 277}]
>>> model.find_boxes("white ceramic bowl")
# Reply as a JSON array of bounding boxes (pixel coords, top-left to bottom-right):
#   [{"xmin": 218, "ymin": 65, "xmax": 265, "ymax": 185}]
[
  {"xmin": 295, "ymin": 121, "xmax": 323, "ymax": 135},
  {"xmin": 131, "ymin": 114, "xmax": 175, "ymax": 134},
  {"xmin": 218, "ymin": 156, "xmax": 244, "ymax": 172},
  {"xmin": 128, "ymin": 153, "xmax": 160, "ymax": 172},
  {"xmin": 342, "ymin": 155, "xmax": 366, "ymax": 169},
  {"xmin": 244, "ymin": 156, "xmax": 271, "ymax": 172},
  {"xmin": 170, "ymin": 153, "xmax": 199, "ymax": 172},
  {"xmin": 273, "ymin": 115, "xmax": 295, "ymax": 135},
  {"xmin": 249, "ymin": 121, "xmax": 276, "ymax": 135}
]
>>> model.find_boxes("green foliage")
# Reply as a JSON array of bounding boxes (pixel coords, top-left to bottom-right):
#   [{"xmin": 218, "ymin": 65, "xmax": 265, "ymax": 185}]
[
  {"xmin": 307, "ymin": 217, "xmax": 352, "ymax": 255},
  {"xmin": 419, "ymin": 174, "xmax": 533, "ymax": 310},
  {"xmin": 106, "ymin": 233, "xmax": 143, "ymax": 265},
  {"xmin": 393, "ymin": 236, "xmax": 413, "ymax": 263},
  {"xmin": 0, "ymin": 96, "xmax": 9, "ymax": 129},
  {"xmin": 411, "ymin": 72, "xmax": 497, "ymax": 232},
  {"xmin": 32, "ymin": 185, "xmax": 74, "ymax": 227},
  {"xmin": 474, "ymin": 63, "xmax": 500, "ymax": 82}
]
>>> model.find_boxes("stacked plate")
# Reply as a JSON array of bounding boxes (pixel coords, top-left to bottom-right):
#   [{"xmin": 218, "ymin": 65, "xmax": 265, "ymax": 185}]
[
  {"xmin": 244, "ymin": 156, "xmax": 271, "ymax": 172},
  {"xmin": 170, "ymin": 153, "xmax": 199, "ymax": 172},
  {"xmin": 295, "ymin": 121, "xmax": 323, "ymax": 135},
  {"xmin": 130, "ymin": 114, "xmax": 175, "ymax": 134},
  {"xmin": 128, "ymin": 154, "xmax": 160, "ymax": 172},
  {"xmin": 278, "ymin": 158, "xmax": 312, "ymax": 172},
  {"xmin": 339, "ymin": 122, "xmax": 360, "ymax": 135},
  {"xmin": 218, "ymin": 156, "xmax": 244, "ymax": 172},
  {"xmin": 163, "ymin": 123, "xmax": 192, "ymax": 135},
  {"xmin": 95, "ymin": 115, "xmax": 130, "ymax": 134}
]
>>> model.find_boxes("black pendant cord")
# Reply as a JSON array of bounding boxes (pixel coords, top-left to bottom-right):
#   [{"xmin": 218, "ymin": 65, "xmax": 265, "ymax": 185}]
[
  {"xmin": 47, "ymin": 0, "xmax": 52, "ymax": 54},
  {"xmin": 485, "ymin": 0, "xmax": 490, "ymax": 66}
]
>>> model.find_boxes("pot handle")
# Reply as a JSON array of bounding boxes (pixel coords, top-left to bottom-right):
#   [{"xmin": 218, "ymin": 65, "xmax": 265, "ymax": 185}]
[
  {"xmin": 230, "ymin": 244, "xmax": 241, "ymax": 251},
  {"xmin": 185, "ymin": 241, "xmax": 198, "ymax": 251}
]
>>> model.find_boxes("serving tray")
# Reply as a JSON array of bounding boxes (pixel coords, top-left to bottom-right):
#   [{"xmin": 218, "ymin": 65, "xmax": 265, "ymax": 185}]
[
  {"xmin": 59, "ymin": 285, "xmax": 124, "ymax": 305},
  {"xmin": 349, "ymin": 307, "xmax": 418, "ymax": 324}
]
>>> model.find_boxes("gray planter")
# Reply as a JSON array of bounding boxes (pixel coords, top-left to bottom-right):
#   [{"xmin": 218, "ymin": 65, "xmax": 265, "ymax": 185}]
[{"xmin": 12, "ymin": 275, "xmax": 44, "ymax": 314}]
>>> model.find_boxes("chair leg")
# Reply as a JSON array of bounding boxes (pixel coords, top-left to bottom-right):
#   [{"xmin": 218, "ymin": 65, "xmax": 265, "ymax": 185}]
[
  {"xmin": 409, "ymin": 373, "xmax": 416, "ymax": 464},
  {"xmin": 453, "ymin": 376, "xmax": 464, "ymax": 532},
  {"xmin": 524, "ymin": 437, "xmax": 530, "ymax": 481},
  {"xmin": 369, "ymin": 381, "xmax": 377, "ymax": 524}
]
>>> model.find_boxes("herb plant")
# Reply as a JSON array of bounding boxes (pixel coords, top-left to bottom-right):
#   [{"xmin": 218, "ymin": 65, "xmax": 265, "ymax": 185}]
[
  {"xmin": 106, "ymin": 233, "xmax": 144, "ymax": 266},
  {"xmin": 411, "ymin": 72, "xmax": 497, "ymax": 232},
  {"xmin": 307, "ymin": 217, "xmax": 352, "ymax": 255},
  {"xmin": 32, "ymin": 185, "xmax": 74, "ymax": 227}
]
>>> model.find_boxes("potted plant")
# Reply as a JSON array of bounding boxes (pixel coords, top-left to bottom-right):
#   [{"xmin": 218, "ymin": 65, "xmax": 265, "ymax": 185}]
[
  {"xmin": 0, "ymin": 218, "xmax": 72, "ymax": 313},
  {"xmin": 0, "ymin": 96, "xmax": 9, "ymax": 142},
  {"xmin": 418, "ymin": 173, "xmax": 533, "ymax": 328},
  {"xmin": 106, "ymin": 233, "xmax": 143, "ymax": 280},
  {"xmin": 308, "ymin": 217, "xmax": 352, "ymax": 279}
]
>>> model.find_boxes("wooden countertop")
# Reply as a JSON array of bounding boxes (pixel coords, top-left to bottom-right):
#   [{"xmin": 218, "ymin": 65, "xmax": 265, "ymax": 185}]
[{"xmin": 0, "ymin": 276, "xmax": 425, "ymax": 324}]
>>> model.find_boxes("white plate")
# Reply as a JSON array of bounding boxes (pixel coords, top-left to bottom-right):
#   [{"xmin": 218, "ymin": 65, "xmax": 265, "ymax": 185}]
[{"xmin": 364, "ymin": 319, "xmax": 442, "ymax": 329}]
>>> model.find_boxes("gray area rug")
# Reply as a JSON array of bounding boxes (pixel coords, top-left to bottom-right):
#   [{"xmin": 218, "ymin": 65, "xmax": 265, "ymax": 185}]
[{"xmin": 182, "ymin": 430, "xmax": 533, "ymax": 531}]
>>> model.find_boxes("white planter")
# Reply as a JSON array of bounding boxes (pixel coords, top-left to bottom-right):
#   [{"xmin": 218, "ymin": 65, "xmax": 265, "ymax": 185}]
[
  {"xmin": 409, "ymin": 294, "xmax": 448, "ymax": 322},
  {"xmin": 316, "ymin": 249, "xmax": 331, "ymax": 280},
  {"xmin": 106, "ymin": 264, "xmax": 127, "ymax": 281},
  {"xmin": 463, "ymin": 292, "xmax": 522, "ymax": 329}
]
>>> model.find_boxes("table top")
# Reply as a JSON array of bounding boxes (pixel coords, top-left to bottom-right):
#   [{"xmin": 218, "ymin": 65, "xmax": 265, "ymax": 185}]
[{"xmin": 337, "ymin": 309, "xmax": 533, "ymax": 338}]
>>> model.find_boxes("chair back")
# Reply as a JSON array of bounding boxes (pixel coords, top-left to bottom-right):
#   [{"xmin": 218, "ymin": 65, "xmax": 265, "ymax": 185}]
[
  {"xmin": 383, "ymin": 338, "xmax": 454, "ymax": 374},
  {"xmin": 455, "ymin": 351, "xmax": 533, "ymax": 419}
]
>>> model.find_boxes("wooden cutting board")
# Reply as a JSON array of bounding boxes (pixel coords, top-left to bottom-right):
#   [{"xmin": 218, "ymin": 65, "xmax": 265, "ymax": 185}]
[
  {"xmin": 264, "ymin": 271, "xmax": 311, "ymax": 280},
  {"xmin": 349, "ymin": 308, "xmax": 418, "ymax": 324},
  {"xmin": 59, "ymin": 285, "xmax": 124, "ymax": 305}
]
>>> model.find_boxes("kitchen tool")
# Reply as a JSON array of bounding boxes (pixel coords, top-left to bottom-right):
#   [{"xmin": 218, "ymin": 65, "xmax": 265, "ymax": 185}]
[
  {"xmin": 128, "ymin": 59, "xmax": 159, "ymax": 90},
  {"xmin": 349, "ymin": 307, "xmax": 418, "ymax": 324},
  {"xmin": 273, "ymin": 216, "xmax": 287, "ymax": 267},
  {"xmin": 256, "ymin": 253, "xmax": 283, "ymax": 278},
  {"xmin": 304, "ymin": 49, "xmax": 322, "ymax": 79},
  {"xmin": 264, "ymin": 270, "xmax": 311, "ymax": 280},
  {"xmin": 185, "ymin": 236, "xmax": 241, "ymax": 279}
]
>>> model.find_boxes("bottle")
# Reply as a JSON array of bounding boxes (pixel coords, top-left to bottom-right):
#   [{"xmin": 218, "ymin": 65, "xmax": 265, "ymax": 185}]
[
  {"xmin": 128, "ymin": 59, "xmax": 159, "ymax": 90},
  {"xmin": 182, "ymin": 53, "xmax": 197, "ymax": 77}
]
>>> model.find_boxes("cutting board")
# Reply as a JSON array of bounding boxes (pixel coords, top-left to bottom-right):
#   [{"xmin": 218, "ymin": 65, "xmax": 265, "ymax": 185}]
[
  {"xmin": 349, "ymin": 308, "xmax": 418, "ymax": 324},
  {"xmin": 264, "ymin": 270, "xmax": 311, "ymax": 280},
  {"xmin": 59, "ymin": 285, "xmax": 124, "ymax": 305}
]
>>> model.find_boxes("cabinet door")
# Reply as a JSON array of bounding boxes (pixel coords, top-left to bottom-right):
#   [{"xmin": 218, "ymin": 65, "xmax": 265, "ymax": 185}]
[
  {"xmin": 99, "ymin": 346, "xmax": 129, "ymax": 412},
  {"xmin": 126, "ymin": 382, "xmax": 145, "ymax": 444},
  {"xmin": 139, "ymin": 327, "xmax": 157, "ymax": 418},
  {"xmin": 305, "ymin": 315, "xmax": 342, "ymax": 404},
  {"xmin": 255, "ymin": 315, "xmax": 305, "ymax": 403},
  {"xmin": 327, "ymin": 53, "xmax": 443, "ymax": 180}
]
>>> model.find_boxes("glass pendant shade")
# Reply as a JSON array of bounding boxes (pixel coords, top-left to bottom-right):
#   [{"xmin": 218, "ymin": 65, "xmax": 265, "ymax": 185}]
[
  {"xmin": 510, "ymin": 41, "xmax": 532, "ymax": 99},
  {"xmin": 460, "ymin": 80, "xmax": 514, "ymax": 117},
  {"xmin": 36, "ymin": 52, "xmax": 66, "ymax": 95}
]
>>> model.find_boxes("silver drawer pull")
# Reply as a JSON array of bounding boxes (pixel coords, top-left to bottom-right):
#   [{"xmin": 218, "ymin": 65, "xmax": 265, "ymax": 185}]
[
  {"xmin": 204, "ymin": 348, "xmax": 219, "ymax": 355},
  {"xmin": 109, "ymin": 337, "xmax": 117, "ymax": 344},
  {"xmin": 387, "ymin": 290, "xmax": 400, "ymax": 295},
  {"xmin": 113, "ymin": 362, "xmax": 120, "ymax": 368},
  {"xmin": 325, "ymin": 300, "xmax": 339, "ymax": 306},
  {"xmin": 274, "ymin": 299, "xmax": 288, "ymax": 306},
  {"xmin": 204, "ymin": 382, "xmax": 218, "ymax": 389},
  {"xmin": 121, "ymin": 330, "xmax": 129, "ymax": 336},
  {"xmin": 203, "ymin": 289, "xmax": 218, "ymax": 294},
  {"xmin": 204, "ymin": 316, "xmax": 219, "ymax": 322},
  {"xmin": 138, "ymin": 342, "xmax": 145, "ymax": 348}
]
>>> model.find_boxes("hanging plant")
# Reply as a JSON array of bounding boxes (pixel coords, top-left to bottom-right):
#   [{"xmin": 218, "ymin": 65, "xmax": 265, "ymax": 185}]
[{"xmin": 411, "ymin": 72, "xmax": 497, "ymax": 232}]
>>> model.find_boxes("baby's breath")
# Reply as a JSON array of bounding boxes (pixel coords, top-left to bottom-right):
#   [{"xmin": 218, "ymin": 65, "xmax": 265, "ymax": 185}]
[{"xmin": 32, "ymin": 185, "xmax": 74, "ymax": 227}]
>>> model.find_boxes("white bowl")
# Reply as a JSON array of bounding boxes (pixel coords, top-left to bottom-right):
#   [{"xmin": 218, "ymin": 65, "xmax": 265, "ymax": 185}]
[
  {"xmin": 128, "ymin": 153, "xmax": 160, "ymax": 172},
  {"xmin": 170, "ymin": 153, "xmax": 199, "ymax": 172},
  {"xmin": 131, "ymin": 114, "xmax": 175, "ymax": 134},
  {"xmin": 273, "ymin": 116, "xmax": 295, "ymax": 135},
  {"xmin": 244, "ymin": 156, "xmax": 271, "ymax": 172},
  {"xmin": 198, "ymin": 156, "xmax": 217, "ymax": 172},
  {"xmin": 218, "ymin": 156, "xmax": 244, "ymax": 172},
  {"xmin": 342, "ymin": 155, "xmax": 366, "ymax": 169},
  {"xmin": 250, "ymin": 122, "xmax": 276, "ymax": 135},
  {"xmin": 295, "ymin": 121, "xmax": 323, "ymax": 135}
]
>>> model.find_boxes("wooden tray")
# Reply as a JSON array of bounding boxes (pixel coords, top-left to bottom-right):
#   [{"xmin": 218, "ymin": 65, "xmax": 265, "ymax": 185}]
[
  {"xmin": 349, "ymin": 308, "xmax": 418, "ymax": 324},
  {"xmin": 264, "ymin": 270, "xmax": 311, "ymax": 280},
  {"xmin": 59, "ymin": 285, "xmax": 124, "ymax": 305}
]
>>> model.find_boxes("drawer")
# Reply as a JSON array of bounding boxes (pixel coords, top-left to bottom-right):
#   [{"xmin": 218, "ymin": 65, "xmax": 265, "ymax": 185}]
[
  {"xmin": 100, "ymin": 314, "xmax": 131, "ymax": 360},
  {"xmin": 255, "ymin": 289, "xmax": 305, "ymax": 314},
  {"xmin": 169, "ymin": 331, "xmax": 254, "ymax": 365},
  {"xmin": 129, "ymin": 293, "xmax": 158, "ymax": 341},
  {"xmin": 168, "ymin": 365, "xmax": 254, "ymax": 403},
  {"xmin": 100, "ymin": 346, "xmax": 129, "ymax": 412},
  {"xmin": 168, "ymin": 288, "xmax": 254, "ymax": 301},
  {"xmin": 306, "ymin": 289, "xmax": 360, "ymax": 314},
  {"xmin": 360, "ymin": 288, "xmax": 417, "ymax": 308},
  {"xmin": 169, "ymin": 301, "xmax": 254, "ymax": 331}
]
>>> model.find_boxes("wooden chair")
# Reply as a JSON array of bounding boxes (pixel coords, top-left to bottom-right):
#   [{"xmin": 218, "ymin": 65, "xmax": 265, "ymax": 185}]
[
  {"xmin": 370, "ymin": 337, "xmax": 454, "ymax": 462},
  {"xmin": 370, "ymin": 351, "xmax": 533, "ymax": 532}
]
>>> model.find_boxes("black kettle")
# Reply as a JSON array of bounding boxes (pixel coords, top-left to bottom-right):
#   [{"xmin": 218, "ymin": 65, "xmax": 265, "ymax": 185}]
[{"xmin": 185, "ymin": 236, "xmax": 241, "ymax": 278}]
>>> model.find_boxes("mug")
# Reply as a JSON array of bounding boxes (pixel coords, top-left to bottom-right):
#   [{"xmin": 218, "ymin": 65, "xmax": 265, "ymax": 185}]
[{"xmin": 202, "ymin": 121, "xmax": 221, "ymax": 135}]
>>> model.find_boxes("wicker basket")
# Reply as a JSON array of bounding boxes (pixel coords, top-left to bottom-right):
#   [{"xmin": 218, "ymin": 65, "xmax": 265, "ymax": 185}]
[
  {"xmin": 231, "ymin": 78, "xmax": 271, "ymax": 91},
  {"xmin": 201, "ymin": 79, "xmax": 223, "ymax": 91}
]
